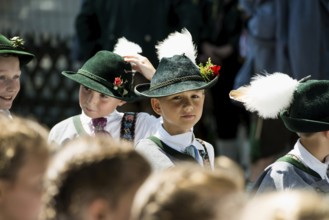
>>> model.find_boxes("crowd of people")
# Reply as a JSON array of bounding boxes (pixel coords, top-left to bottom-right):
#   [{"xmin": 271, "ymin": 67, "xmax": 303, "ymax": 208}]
[{"xmin": 1, "ymin": 0, "xmax": 329, "ymax": 219}]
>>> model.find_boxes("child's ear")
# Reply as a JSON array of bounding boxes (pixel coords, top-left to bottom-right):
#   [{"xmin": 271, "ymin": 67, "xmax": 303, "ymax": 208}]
[
  {"xmin": 324, "ymin": 130, "xmax": 329, "ymax": 139},
  {"xmin": 86, "ymin": 198, "xmax": 110, "ymax": 220},
  {"xmin": 118, "ymin": 100, "xmax": 127, "ymax": 107},
  {"xmin": 151, "ymin": 98, "xmax": 162, "ymax": 115}
]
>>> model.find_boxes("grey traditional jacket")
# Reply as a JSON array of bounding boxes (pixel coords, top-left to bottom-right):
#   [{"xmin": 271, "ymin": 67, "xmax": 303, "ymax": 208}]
[{"xmin": 253, "ymin": 160, "xmax": 329, "ymax": 194}]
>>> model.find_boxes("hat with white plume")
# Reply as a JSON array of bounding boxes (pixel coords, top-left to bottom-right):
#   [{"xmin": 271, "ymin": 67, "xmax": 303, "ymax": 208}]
[
  {"xmin": 62, "ymin": 38, "xmax": 144, "ymax": 102},
  {"xmin": 230, "ymin": 73, "xmax": 329, "ymax": 132},
  {"xmin": 155, "ymin": 28, "xmax": 197, "ymax": 65},
  {"xmin": 134, "ymin": 28, "xmax": 220, "ymax": 97},
  {"xmin": 113, "ymin": 37, "xmax": 142, "ymax": 56}
]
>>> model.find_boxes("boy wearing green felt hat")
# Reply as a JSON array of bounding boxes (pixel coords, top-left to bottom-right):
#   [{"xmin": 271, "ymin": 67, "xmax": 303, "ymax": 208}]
[
  {"xmin": 49, "ymin": 38, "xmax": 161, "ymax": 146},
  {"xmin": 230, "ymin": 73, "xmax": 329, "ymax": 193},
  {"xmin": 0, "ymin": 34, "xmax": 34, "ymax": 117},
  {"xmin": 134, "ymin": 29, "xmax": 220, "ymax": 171}
]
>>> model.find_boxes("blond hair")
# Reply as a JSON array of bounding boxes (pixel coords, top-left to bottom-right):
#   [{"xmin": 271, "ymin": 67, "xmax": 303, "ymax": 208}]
[
  {"xmin": 214, "ymin": 156, "xmax": 245, "ymax": 190},
  {"xmin": 0, "ymin": 115, "xmax": 50, "ymax": 181},
  {"xmin": 40, "ymin": 135, "xmax": 151, "ymax": 220},
  {"xmin": 131, "ymin": 162, "xmax": 246, "ymax": 220},
  {"xmin": 240, "ymin": 190, "xmax": 329, "ymax": 220}
]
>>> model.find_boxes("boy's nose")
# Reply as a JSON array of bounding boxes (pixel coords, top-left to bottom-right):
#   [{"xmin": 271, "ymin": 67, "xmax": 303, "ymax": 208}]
[
  {"xmin": 6, "ymin": 79, "xmax": 17, "ymax": 91},
  {"xmin": 87, "ymin": 93, "xmax": 98, "ymax": 104},
  {"xmin": 183, "ymin": 99, "xmax": 193, "ymax": 111}
]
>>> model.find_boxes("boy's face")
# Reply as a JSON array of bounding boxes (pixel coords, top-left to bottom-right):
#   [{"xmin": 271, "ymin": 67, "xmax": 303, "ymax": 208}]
[
  {"xmin": 0, "ymin": 56, "xmax": 21, "ymax": 110},
  {"xmin": 151, "ymin": 90, "xmax": 205, "ymax": 135},
  {"xmin": 79, "ymin": 85, "xmax": 126, "ymax": 118},
  {"xmin": 0, "ymin": 155, "xmax": 48, "ymax": 220}
]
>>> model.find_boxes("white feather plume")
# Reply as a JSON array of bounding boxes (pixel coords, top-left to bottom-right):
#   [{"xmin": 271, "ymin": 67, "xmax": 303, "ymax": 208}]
[
  {"xmin": 155, "ymin": 28, "xmax": 197, "ymax": 64},
  {"xmin": 230, "ymin": 72, "xmax": 299, "ymax": 119},
  {"xmin": 113, "ymin": 37, "xmax": 142, "ymax": 56}
]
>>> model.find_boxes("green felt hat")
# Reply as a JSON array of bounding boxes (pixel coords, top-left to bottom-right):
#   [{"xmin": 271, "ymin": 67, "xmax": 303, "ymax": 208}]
[
  {"xmin": 280, "ymin": 80, "xmax": 329, "ymax": 133},
  {"xmin": 62, "ymin": 50, "xmax": 138, "ymax": 102},
  {"xmin": 134, "ymin": 54, "xmax": 218, "ymax": 97},
  {"xmin": 0, "ymin": 34, "xmax": 34, "ymax": 65}
]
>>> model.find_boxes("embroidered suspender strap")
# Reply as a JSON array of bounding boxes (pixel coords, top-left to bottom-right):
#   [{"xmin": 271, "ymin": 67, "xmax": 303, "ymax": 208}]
[
  {"xmin": 277, "ymin": 154, "xmax": 321, "ymax": 179},
  {"xmin": 196, "ymin": 138, "xmax": 211, "ymax": 169},
  {"xmin": 120, "ymin": 112, "xmax": 137, "ymax": 141},
  {"xmin": 72, "ymin": 115, "xmax": 87, "ymax": 135},
  {"xmin": 148, "ymin": 136, "xmax": 196, "ymax": 163}
]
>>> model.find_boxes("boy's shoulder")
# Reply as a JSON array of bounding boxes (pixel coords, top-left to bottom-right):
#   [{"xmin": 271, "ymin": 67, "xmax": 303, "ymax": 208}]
[
  {"xmin": 135, "ymin": 138, "xmax": 175, "ymax": 171},
  {"xmin": 48, "ymin": 115, "xmax": 80, "ymax": 145},
  {"xmin": 253, "ymin": 155, "xmax": 323, "ymax": 193},
  {"xmin": 135, "ymin": 137, "xmax": 187, "ymax": 162},
  {"xmin": 135, "ymin": 138, "xmax": 158, "ymax": 149},
  {"xmin": 270, "ymin": 155, "xmax": 322, "ymax": 180},
  {"xmin": 264, "ymin": 158, "xmax": 316, "ymax": 181},
  {"xmin": 134, "ymin": 112, "xmax": 159, "ymax": 122},
  {"xmin": 50, "ymin": 115, "xmax": 78, "ymax": 131}
]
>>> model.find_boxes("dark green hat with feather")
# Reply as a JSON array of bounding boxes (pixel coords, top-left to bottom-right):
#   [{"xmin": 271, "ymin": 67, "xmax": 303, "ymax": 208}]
[
  {"xmin": 134, "ymin": 29, "xmax": 220, "ymax": 98},
  {"xmin": 230, "ymin": 73, "xmax": 329, "ymax": 133},
  {"xmin": 62, "ymin": 38, "xmax": 143, "ymax": 102}
]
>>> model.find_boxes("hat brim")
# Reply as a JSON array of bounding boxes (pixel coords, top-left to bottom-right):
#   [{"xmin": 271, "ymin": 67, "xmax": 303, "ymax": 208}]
[
  {"xmin": 0, "ymin": 50, "xmax": 34, "ymax": 65},
  {"xmin": 134, "ymin": 76, "xmax": 218, "ymax": 98},
  {"xmin": 62, "ymin": 71, "xmax": 141, "ymax": 102},
  {"xmin": 280, "ymin": 110, "xmax": 329, "ymax": 133}
]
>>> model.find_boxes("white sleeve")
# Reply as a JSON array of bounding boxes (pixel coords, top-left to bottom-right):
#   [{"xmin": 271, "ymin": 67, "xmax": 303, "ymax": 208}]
[{"xmin": 134, "ymin": 113, "xmax": 161, "ymax": 143}]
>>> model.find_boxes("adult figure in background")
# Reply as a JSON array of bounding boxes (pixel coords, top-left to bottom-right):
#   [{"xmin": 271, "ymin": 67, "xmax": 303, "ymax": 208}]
[
  {"xmin": 235, "ymin": 0, "xmax": 329, "ymax": 184},
  {"xmin": 74, "ymin": 0, "xmax": 202, "ymax": 66},
  {"xmin": 198, "ymin": 0, "xmax": 249, "ymax": 167}
]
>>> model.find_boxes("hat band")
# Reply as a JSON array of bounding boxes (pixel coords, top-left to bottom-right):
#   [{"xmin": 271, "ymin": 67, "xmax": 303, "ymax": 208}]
[
  {"xmin": 149, "ymin": 75, "xmax": 204, "ymax": 91},
  {"xmin": 0, "ymin": 44, "xmax": 23, "ymax": 50},
  {"xmin": 78, "ymin": 69, "xmax": 114, "ymax": 89}
]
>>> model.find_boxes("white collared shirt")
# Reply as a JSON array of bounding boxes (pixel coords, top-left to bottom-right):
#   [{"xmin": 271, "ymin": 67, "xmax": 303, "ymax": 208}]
[
  {"xmin": 289, "ymin": 139, "xmax": 329, "ymax": 182},
  {"xmin": 49, "ymin": 110, "xmax": 161, "ymax": 146},
  {"xmin": 153, "ymin": 124, "xmax": 214, "ymax": 167},
  {"xmin": 155, "ymin": 124, "xmax": 194, "ymax": 152},
  {"xmin": 80, "ymin": 110, "xmax": 124, "ymax": 137},
  {"xmin": 0, "ymin": 109, "xmax": 12, "ymax": 118}
]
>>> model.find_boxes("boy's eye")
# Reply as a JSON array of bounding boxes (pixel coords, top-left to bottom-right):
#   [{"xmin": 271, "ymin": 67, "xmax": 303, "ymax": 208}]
[
  {"xmin": 0, "ymin": 76, "xmax": 5, "ymax": 80},
  {"xmin": 83, "ymin": 86, "xmax": 91, "ymax": 91},
  {"xmin": 13, "ymin": 75, "xmax": 20, "ymax": 80},
  {"xmin": 100, "ymin": 93, "xmax": 109, "ymax": 98}
]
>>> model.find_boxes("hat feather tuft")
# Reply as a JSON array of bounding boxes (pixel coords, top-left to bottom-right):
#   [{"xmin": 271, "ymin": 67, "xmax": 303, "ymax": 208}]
[
  {"xmin": 230, "ymin": 72, "xmax": 299, "ymax": 119},
  {"xmin": 156, "ymin": 28, "xmax": 197, "ymax": 64},
  {"xmin": 113, "ymin": 37, "xmax": 142, "ymax": 56}
]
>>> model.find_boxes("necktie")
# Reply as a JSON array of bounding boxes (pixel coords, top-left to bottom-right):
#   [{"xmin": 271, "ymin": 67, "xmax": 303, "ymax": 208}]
[
  {"xmin": 184, "ymin": 145, "xmax": 200, "ymax": 162},
  {"xmin": 92, "ymin": 117, "xmax": 110, "ymax": 135}
]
